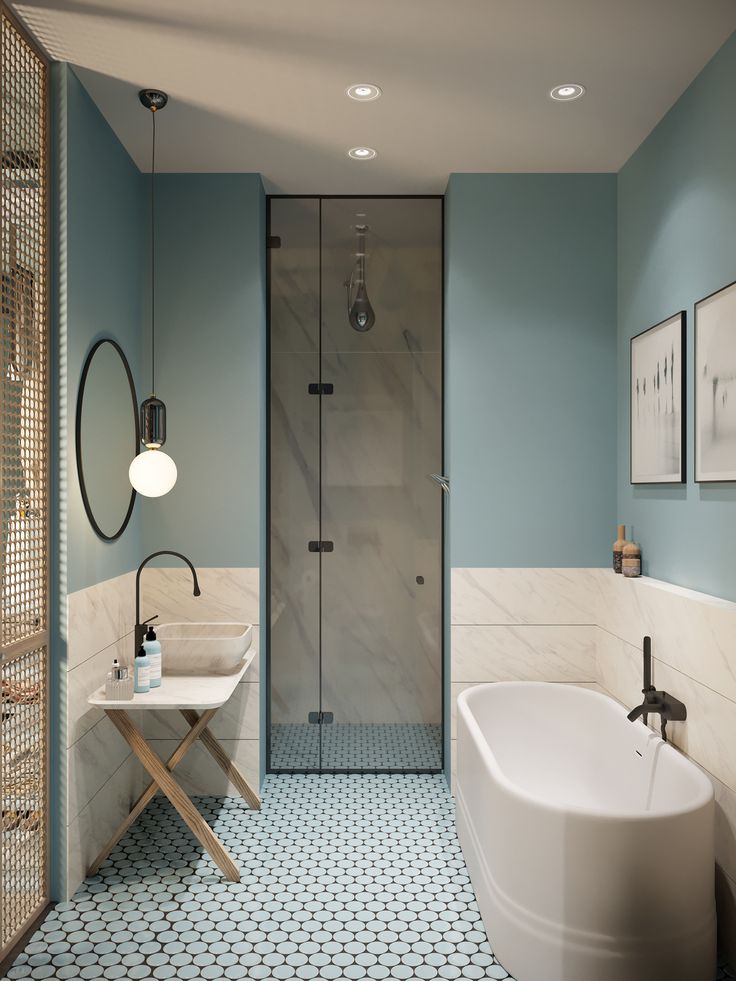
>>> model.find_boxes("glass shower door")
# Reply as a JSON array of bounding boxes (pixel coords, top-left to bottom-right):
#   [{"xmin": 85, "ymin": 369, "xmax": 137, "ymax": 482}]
[
  {"xmin": 269, "ymin": 196, "xmax": 443, "ymax": 772},
  {"xmin": 268, "ymin": 198, "xmax": 321, "ymax": 770},
  {"xmin": 318, "ymin": 198, "xmax": 443, "ymax": 770}
]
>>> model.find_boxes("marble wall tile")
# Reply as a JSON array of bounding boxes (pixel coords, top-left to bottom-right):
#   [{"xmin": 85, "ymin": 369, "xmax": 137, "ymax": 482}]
[
  {"xmin": 141, "ymin": 567, "xmax": 260, "ymax": 626},
  {"xmin": 451, "ymin": 568, "xmax": 600, "ymax": 625},
  {"xmin": 66, "ymin": 715, "xmax": 131, "ymax": 826},
  {"xmin": 65, "ymin": 754, "xmax": 143, "ymax": 900},
  {"xmin": 715, "ymin": 774, "xmax": 736, "ymax": 888},
  {"xmin": 596, "ymin": 626, "xmax": 736, "ymax": 794},
  {"xmin": 147, "ymin": 738, "xmax": 260, "ymax": 796},
  {"xmin": 67, "ymin": 571, "xmax": 135, "ymax": 671},
  {"xmin": 67, "ymin": 635, "xmax": 134, "ymax": 747},
  {"xmin": 591, "ymin": 569, "xmax": 736, "ymax": 704},
  {"xmin": 452, "ymin": 624, "xmax": 596, "ymax": 684}
]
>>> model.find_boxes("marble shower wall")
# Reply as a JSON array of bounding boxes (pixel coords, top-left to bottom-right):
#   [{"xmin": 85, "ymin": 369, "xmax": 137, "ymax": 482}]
[
  {"xmin": 451, "ymin": 567, "xmax": 736, "ymax": 961},
  {"xmin": 64, "ymin": 567, "xmax": 260, "ymax": 899}
]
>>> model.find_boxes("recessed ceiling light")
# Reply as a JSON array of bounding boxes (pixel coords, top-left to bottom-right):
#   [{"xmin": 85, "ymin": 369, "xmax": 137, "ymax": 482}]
[
  {"xmin": 346, "ymin": 83, "xmax": 382, "ymax": 102},
  {"xmin": 348, "ymin": 146, "xmax": 377, "ymax": 160},
  {"xmin": 550, "ymin": 83, "xmax": 586, "ymax": 102}
]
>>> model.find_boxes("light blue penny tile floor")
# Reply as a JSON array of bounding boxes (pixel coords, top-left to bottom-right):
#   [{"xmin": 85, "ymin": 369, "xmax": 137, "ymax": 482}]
[{"xmin": 1, "ymin": 773, "xmax": 733, "ymax": 981}]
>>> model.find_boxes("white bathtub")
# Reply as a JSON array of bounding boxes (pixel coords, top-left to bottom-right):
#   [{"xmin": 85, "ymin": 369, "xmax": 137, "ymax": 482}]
[{"xmin": 456, "ymin": 682, "xmax": 716, "ymax": 981}]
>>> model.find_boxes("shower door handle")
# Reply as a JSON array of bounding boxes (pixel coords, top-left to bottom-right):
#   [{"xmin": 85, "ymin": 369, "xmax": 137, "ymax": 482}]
[{"xmin": 428, "ymin": 473, "xmax": 450, "ymax": 495}]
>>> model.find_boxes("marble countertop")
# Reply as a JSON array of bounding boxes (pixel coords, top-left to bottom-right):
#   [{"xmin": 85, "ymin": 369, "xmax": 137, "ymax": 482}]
[{"xmin": 88, "ymin": 647, "xmax": 255, "ymax": 711}]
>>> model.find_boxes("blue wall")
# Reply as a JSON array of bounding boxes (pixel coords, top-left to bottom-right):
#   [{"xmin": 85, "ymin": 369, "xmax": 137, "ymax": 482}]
[
  {"xmin": 140, "ymin": 174, "xmax": 265, "ymax": 567},
  {"xmin": 64, "ymin": 67, "xmax": 144, "ymax": 593},
  {"xmin": 446, "ymin": 174, "xmax": 618, "ymax": 567},
  {"xmin": 617, "ymin": 32, "xmax": 736, "ymax": 601}
]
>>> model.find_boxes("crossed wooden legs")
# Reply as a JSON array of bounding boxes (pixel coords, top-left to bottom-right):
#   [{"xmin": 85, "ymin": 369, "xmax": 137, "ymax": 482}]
[{"xmin": 88, "ymin": 707, "xmax": 261, "ymax": 881}]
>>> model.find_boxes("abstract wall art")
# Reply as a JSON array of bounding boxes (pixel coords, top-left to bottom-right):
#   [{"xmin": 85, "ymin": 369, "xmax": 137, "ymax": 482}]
[
  {"xmin": 696, "ymin": 280, "xmax": 736, "ymax": 482},
  {"xmin": 630, "ymin": 311, "xmax": 685, "ymax": 484}
]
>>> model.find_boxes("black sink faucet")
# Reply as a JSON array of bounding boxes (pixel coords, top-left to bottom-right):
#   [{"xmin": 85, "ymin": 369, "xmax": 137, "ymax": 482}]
[
  {"xmin": 134, "ymin": 550, "xmax": 201, "ymax": 655},
  {"xmin": 626, "ymin": 636, "xmax": 686, "ymax": 742}
]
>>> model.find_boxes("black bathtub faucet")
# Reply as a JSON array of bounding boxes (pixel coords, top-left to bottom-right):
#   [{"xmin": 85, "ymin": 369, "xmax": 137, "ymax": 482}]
[{"xmin": 626, "ymin": 636, "xmax": 686, "ymax": 743}]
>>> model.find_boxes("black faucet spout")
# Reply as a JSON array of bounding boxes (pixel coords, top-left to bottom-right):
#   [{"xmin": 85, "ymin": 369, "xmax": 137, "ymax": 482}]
[{"xmin": 134, "ymin": 549, "xmax": 201, "ymax": 655}]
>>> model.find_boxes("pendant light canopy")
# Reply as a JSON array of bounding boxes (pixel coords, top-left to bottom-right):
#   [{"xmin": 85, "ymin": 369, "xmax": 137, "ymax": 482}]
[{"xmin": 129, "ymin": 89, "xmax": 178, "ymax": 498}]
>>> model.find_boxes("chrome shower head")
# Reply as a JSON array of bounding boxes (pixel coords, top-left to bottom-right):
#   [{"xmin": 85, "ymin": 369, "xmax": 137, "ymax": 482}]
[{"xmin": 347, "ymin": 225, "xmax": 375, "ymax": 332}]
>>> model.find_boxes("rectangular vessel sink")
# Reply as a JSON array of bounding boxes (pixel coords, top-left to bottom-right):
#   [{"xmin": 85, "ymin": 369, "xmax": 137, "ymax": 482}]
[{"xmin": 155, "ymin": 622, "xmax": 252, "ymax": 675}]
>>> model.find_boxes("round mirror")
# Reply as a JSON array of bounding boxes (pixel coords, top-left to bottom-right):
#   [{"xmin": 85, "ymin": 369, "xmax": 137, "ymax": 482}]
[{"xmin": 75, "ymin": 338, "xmax": 139, "ymax": 541}]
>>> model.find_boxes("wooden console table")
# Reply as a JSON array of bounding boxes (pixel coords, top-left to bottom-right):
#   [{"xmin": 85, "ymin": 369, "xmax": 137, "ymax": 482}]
[{"xmin": 87, "ymin": 649, "xmax": 259, "ymax": 882}]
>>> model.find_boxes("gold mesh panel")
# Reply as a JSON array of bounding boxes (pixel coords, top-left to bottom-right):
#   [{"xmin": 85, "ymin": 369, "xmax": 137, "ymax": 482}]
[
  {"xmin": 1, "ymin": 647, "xmax": 46, "ymax": 947},
  {"xmin": 1, "ymin": 7, "xmax": 49, "ymax": 955}
]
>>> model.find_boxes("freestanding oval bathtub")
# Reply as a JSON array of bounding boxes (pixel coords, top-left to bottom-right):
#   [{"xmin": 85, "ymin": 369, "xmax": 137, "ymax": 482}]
[{"xmin": 456, "ymin": 682, "xmax": 715, "ymax": 981}]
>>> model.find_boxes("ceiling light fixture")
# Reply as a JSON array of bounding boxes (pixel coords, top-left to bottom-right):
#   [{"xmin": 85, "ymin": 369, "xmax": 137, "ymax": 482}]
[
  {"xmin": 348, "ymin": 146, "xmax": 377, "ymax": 160},
  {"xmin": 346, "ymin": 83, "xmax": 382, "ymax": 102},
  {"xmin": 129, "ymin": 89, "xmax": 178, "ymax": 499},
  {"xmin": 550, "ymin": 83, "xmax": 586, "ymax": 102}
]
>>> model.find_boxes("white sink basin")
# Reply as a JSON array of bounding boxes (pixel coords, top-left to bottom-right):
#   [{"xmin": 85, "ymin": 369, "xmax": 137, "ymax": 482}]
[{"xmin": 155, "ymin": 622, "xmax": 252, "ymax": 675}]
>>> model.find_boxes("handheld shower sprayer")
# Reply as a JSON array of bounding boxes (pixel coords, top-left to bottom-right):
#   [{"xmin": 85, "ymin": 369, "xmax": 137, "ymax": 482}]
[{"xmin": 346, "ymin": 224, "xmax": 376, "ymax": 332}]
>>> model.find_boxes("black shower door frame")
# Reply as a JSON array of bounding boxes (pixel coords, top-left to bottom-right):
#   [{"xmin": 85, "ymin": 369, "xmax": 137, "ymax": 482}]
[{"xmin": 265, "ymin": 194, "xmax": 446, "ymax": 774}]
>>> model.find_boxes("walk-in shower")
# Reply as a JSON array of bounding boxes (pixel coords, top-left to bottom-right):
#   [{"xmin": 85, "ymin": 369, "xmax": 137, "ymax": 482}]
[{"xmin": 267, "ymin": 196, "xmax": 444, "ymax": 772}]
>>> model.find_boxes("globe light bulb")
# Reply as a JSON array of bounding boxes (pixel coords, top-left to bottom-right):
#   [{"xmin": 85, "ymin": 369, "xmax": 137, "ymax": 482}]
[{"xmin": 129, "ymin": 448, "xmax": 177, "ymax": 497}]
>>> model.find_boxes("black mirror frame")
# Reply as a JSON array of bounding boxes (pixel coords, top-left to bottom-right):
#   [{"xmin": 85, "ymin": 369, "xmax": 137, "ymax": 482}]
[{"xmin": 75, "ymin": 337, "xmax": 140, "ymax": 542}]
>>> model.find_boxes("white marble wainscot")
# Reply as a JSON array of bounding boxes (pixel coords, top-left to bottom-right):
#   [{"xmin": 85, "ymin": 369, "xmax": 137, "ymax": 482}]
[
  {"xmin": 66, "ymin": 571, "xmax": 145, "ymax": 899},
  {"xmin": 451, "ymin": 567, "xmax": 600, "ymax": 625},
  {"xmin": 139, "ymin": 568, "xmax": 261, "ymax": 795},
  {"xmin": 450, "ymin": 569, "xmax": 601, "ymax": 785},
  {"xmin": 593, "ymin": 572, "xmax": 736, "ymax": 965}
]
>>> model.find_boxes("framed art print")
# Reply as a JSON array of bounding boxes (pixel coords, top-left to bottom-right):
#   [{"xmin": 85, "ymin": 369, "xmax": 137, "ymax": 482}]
[
  {"xmin": 695, "ymin": 280, "xmax": 736, "ymax": 482},
  {"xmin": 630, "ymin": 311, "xmax": 685, "ymax": 484}
]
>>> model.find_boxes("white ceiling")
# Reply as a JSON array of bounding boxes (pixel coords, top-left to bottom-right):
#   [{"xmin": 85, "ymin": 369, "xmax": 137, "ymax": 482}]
[{"xmin": 11, "ymin": 0, "xmax": 736, "ymax": 193}]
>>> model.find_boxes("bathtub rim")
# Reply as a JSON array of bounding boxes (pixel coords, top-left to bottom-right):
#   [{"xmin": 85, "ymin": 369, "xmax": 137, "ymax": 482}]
[{"xmin": 456, "ymin": 681, "xmax": 714, "ymax": 821}]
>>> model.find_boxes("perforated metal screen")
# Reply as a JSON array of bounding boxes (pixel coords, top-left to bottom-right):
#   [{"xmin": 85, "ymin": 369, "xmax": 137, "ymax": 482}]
[{"xmin": 1, "ymin": 6, "xmax": 49, "ymax": 956}]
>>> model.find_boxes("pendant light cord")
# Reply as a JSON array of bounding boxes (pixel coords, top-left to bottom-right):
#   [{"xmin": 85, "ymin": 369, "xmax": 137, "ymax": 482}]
[{"xmin": 150, "ymin": 107, "xmax": 156, "ymax": 396}]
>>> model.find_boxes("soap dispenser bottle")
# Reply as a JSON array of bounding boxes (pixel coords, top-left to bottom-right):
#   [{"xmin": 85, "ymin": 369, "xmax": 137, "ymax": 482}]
[
  {"xmin": 134, "ymin": 645, "xmax": 150, "ymax": 694},
  {"xmin": 144, "ymin": 624, "xmax": 162, "ymax": 688}
]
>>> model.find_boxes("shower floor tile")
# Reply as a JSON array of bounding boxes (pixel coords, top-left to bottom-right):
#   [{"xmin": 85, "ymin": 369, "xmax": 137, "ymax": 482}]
[
  {"xmin": 270, "ymin": 722, "xmax": 443, "ymax": 770},
  {"xmin": 2, "ymin": 774, "xmax": 731, "ymax": 981}
]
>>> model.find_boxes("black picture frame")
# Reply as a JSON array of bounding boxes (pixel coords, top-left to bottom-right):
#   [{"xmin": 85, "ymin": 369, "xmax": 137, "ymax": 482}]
[
  {"xmin": 75, "ymin": 337, "xmax": 140, "ymax": 541},
  {"xmin": 694, "ymin": 279, "xmax": 736, "ymax": 483},
  {"xmin": 630, "ymin": 311, "xmax": 686, "ymax": 485}
]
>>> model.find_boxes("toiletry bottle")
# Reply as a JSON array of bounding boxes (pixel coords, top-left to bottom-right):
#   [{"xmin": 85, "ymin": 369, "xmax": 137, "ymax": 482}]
[
  {"xmin": 144, "ymin": 624, "xmax": 162, "ymax": 688},
  {"xmin": 613, "ymin": 524, "xmax": 626, "ymax": 574},
  {"xmin": 134, "ymin": 645, "xmax": 150, "ymax": 694},
  {"xmin": 622, "ymin": 541, "xmax": 641, "ymax": 578}
]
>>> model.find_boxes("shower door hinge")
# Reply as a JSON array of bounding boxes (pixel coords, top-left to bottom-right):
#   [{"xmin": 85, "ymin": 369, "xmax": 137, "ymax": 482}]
[
  {"xmin": 308, "ymin": 382, "xmax": 334, "ymax": 395},
  {"xmin": 308, "ymin": 711, "xmax": 334, "ymax": 724},
  {"xmin": 308, "ymin": 540, "xmax": 334, "ymax": 552},
  {"xmin": 267, "ymin": 235, "xmax": 281, "ymax": 249}
]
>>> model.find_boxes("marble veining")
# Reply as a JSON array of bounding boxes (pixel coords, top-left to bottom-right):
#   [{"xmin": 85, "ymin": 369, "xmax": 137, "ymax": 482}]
[{"xmin": 451, "ymin": 568, "xmax": 600, "ymax": 626}]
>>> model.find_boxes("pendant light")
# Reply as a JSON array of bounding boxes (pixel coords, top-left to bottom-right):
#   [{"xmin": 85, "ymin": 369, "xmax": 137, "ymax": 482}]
[{"xmin": 129, "ymin": 88, "xmax": 177, "ymax": 498}]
